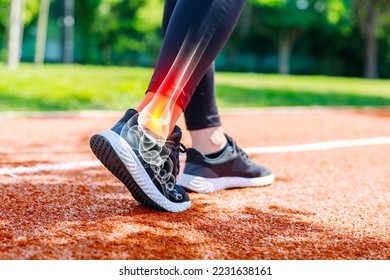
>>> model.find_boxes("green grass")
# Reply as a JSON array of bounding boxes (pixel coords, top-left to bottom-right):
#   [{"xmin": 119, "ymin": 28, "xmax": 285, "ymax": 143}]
[
  {"xmin": 0, "ymin": 64, "xmax": 151, "ymax": 111},
  {"xmin": 0, "ymin": 64, "xmax": 389, "ymax": 111}
]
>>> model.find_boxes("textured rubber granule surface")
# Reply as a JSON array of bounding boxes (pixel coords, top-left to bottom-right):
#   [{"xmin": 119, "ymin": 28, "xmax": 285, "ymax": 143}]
[{"xmin": 0, "ymin": 108, "xmax": 389, "ymax": 259}]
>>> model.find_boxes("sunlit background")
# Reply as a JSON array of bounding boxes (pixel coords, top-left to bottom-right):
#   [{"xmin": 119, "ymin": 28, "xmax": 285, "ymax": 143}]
[
  {"xmin": 1, "ymin": 0, "xmax": 389, "ymax": 77},
  {"xmin": 0, "ymin": 0, "xmax": 389, "ymax": 112}
]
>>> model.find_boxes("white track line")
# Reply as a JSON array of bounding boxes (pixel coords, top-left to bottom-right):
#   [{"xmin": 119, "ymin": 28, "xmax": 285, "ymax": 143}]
[
  {"xmin": 1, "ymin": 137, "xmax": 389, "ymax": 177},
  {"xmin": 245, "ymin": 137, "xmax": 390, "ymax": 154},
  {"xmin": 0, "ymin": 161, "xmax": 101, "ymax": 177}
]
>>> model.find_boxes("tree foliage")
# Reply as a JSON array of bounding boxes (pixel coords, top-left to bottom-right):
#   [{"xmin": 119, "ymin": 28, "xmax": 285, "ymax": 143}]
[
  {"xmin": 0, "ymin": 0, "xmax": 389, "ymax": 77},
  {"xmin": 0, "ymin": 0, "xmax": 39, "ymax": 32},
  {"xmin": 353, "ymin": 0, "xmax": 390, "ymax": 32},
  {"xmin": 352, "ymin": 0, "xmax": 390, "ymax": 78},
  {"xmin": 89, "ymin": 0, "xmax": 163, "ymax": 64},
  {"xmin": 75, "ymin": 0, "xmax": 101, "ymax": 63},
  {"xmin": 247, "ymin": 0, "xmax": 350, "ymax": 74},
  {"xmin": 0, "ymin": 0, "xmax": 9, "ymax": 31}
]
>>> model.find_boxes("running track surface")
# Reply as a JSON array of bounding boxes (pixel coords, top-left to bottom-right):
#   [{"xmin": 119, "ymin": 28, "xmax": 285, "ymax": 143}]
[{"xmin": 0, "ymin": 108, "xmax": 389, "ymax": 259}]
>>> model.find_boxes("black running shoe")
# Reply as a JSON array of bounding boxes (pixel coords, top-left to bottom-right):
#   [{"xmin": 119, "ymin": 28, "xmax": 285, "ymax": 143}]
[
  {"xmin": 89, "ymin": 109, "xmax": 191, "ymax": 212},
  {"xmin": 177, "ymin": 135, "xmax": 274, "ymax": 193}
]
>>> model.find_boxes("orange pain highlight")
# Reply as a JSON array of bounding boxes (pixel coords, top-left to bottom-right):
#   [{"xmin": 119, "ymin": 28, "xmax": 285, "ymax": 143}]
[{"xmin": 138, "ymin": 91, "xmax": 181, "ymax": 141}]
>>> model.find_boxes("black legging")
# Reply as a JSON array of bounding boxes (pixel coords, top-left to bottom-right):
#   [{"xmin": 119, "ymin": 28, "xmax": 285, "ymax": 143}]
[{"xmin": 147, "ymin": 0, "xmax": 246, "ymax": 131}]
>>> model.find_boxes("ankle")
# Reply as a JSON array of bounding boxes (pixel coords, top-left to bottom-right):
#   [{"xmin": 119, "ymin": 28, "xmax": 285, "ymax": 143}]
[
  {"xmin": 137, "ymin": 91, "xmax": 183, "ymax": 141},
  {"xmin": 190, "ymin": 126, "xmax": 227, "ymax": 155}
]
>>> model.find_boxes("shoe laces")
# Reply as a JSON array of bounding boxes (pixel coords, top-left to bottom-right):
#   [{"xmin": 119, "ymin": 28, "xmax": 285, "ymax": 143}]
[
  {"xmin": 172, "ymin": 142, "xmax": 187, "ymax": 176},
  {"xmin": 230, "ymin": 138, "xmax": 252, "ymax": 163}
]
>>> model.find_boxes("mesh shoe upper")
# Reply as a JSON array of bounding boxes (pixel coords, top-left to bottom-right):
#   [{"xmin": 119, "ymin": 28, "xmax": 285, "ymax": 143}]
[
  {"xmin": 113, "ymin": 109, "xmax": 189, "ymax": 203},
  {"xmin": 183, "ymin": 134, "xmax": 272, "ymax": 179}
]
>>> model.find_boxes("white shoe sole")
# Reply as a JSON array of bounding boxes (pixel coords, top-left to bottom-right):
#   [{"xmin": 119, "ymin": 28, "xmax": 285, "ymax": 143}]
[
  {"xmin": 177, "ymin": 173, "xmax": 275, "ymax": 193},
  {"xmin": 90, "ymin": 130, "xmax": 191, "ymax": 212}
]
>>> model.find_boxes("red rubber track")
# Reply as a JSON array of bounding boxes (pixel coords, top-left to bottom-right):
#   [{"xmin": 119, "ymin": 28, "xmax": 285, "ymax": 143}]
[{"xmin": 0, "ymin": 108, "xmax": 389, "ymax": 259}]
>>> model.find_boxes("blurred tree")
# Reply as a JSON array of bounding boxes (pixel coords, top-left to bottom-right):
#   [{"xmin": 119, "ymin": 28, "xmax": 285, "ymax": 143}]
[
  {"xmin": 63, "ymin": 0, "xmax": 75, "ymax": 64},
  {"xmin": 0, "ymin": 0, "xmax": 10, "ymax": 60},
  {"xmin": 0, "ymin": 0, "xmax": 38, "ymax": 63},
  {"xmin": 23, "ymin": 0, "xmax": 39, "ymax": 22},
  {"xmin": 0, "ymin": 0, "xmax": 38, "ymax": 29},
  {"xmin": 7, "ymin": 0, "xmax": 25, "ymax": 69},
  {"xmin": 0, "ymin": 0, "xmax": 10, "ymax": 33},
  {"xmin": 75, "ymin": 0, "xmax": 100, "ymax": 64},
  {"xmin": 91, "ymin": 0, "xmax": 162, "ymax": 65},
  {"xmin": 34, "ymin": 0, "xmax": 50, "ymax": 65},
  {"xmin": 133, "ymin": 0, "xmax": 163, "ymax": 60},
  {"xmin": 352, "ymin": 0, "xmax": 390, "ymax": 79},
  {"xmin": 248, "ymin": 0, "xmax": 349, "ymax": 74}
]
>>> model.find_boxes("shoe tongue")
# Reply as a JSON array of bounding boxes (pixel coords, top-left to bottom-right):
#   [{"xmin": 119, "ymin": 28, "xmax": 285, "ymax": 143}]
[
  {"xmin": 123, "ymin": 109, "xmax": 138, "ymax": 122},
  {"xmin": 168, "ymin": 126, "xmax": 182, "ymax": 144},
  {"xmin": 225, "ymin": 134, "xmax": 234, "ymax": 146}
]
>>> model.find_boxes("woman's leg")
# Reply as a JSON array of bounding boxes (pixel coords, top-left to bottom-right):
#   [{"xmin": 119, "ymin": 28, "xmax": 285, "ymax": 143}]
[
  {"xmin": 137, "ymin": 0, "xmax": 246, "ymax": 141},
  {"xmin": 141, "ymin": 0, "xmax": 226, "ymax": 154}
]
